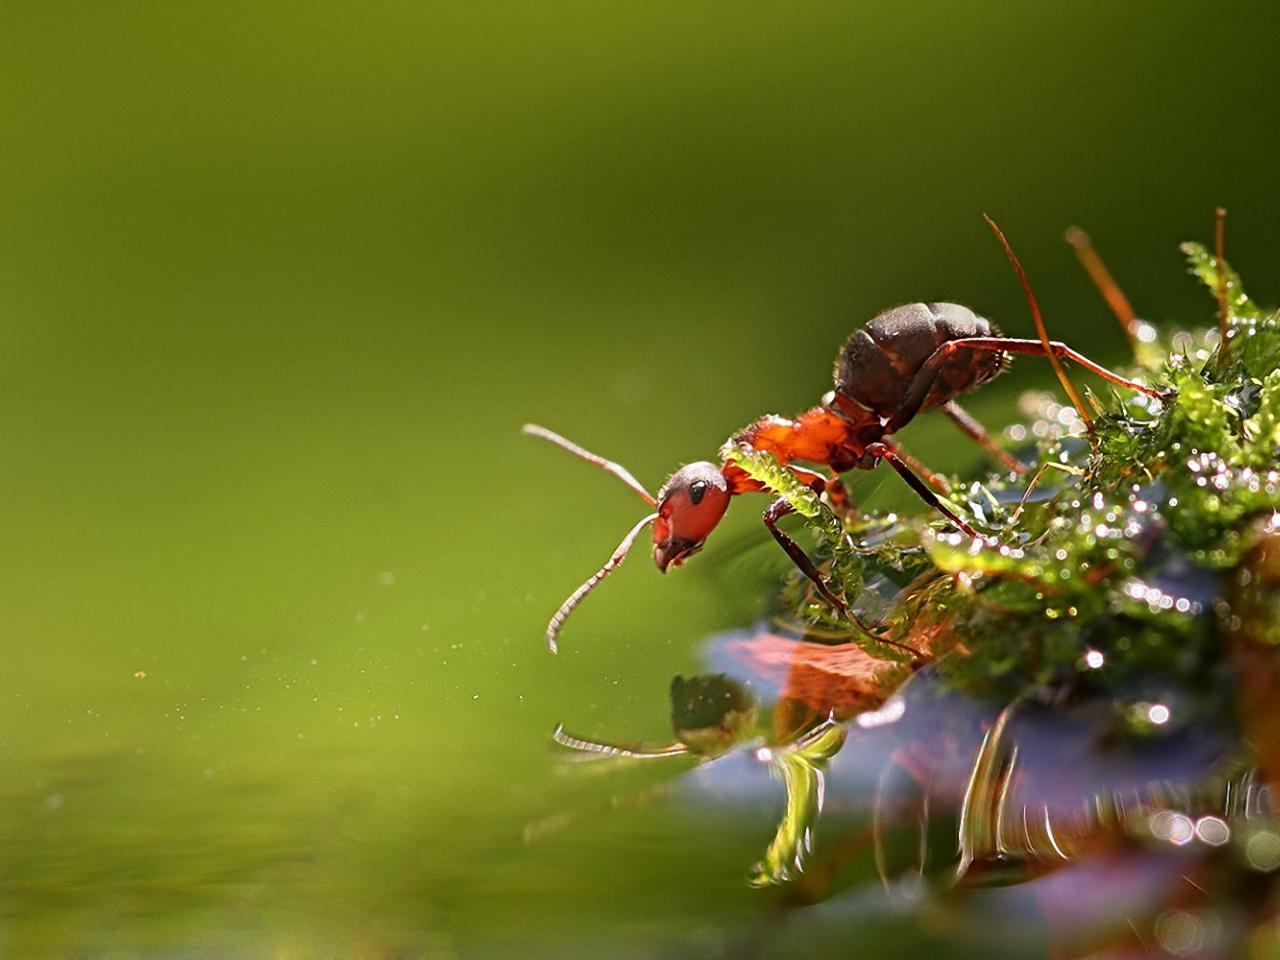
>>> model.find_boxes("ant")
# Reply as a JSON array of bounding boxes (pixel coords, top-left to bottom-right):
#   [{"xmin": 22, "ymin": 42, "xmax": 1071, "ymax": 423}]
[{"xmin": 526, "ymin": 216, "xmax": 1172, "ymax": 652}]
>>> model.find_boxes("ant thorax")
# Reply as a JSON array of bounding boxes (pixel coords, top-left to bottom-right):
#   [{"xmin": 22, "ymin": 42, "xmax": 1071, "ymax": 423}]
[{"xmin": 730, "ymin": 405, "xmax": 872, "ymax": 472}]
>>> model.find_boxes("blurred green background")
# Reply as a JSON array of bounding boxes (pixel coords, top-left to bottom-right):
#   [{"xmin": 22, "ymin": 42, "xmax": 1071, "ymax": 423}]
[{"xmin": 1, "ymin": 2, "xmax": 1278, "ymax": 956}]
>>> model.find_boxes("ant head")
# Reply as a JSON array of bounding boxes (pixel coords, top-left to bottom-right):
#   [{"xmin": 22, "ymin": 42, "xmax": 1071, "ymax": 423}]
[
  {"xmin": 522, "ymin": 424, "xmax": 732, "ymax": 652},
  {"xmin": 653, "ymin": 462, "xmax": 731, "ymax": 572}
]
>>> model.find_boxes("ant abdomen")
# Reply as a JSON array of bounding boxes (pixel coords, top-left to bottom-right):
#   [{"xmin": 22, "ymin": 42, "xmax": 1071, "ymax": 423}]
[{"xmin": 834, "ymin": 302, "xmax": 1007, "ymax": 417}]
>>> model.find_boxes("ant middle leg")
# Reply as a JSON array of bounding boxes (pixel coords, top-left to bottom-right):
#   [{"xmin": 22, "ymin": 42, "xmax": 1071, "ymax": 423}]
[
  {"xmin": 877, "ymin": 440, "xmax": 950, "ymax": 495},
  {"xmin": 943, "ymin": 400, "xmax": 1027, "ymax": 475},
  {"xmin": 866, "ymin": 442, "xmax": 980, "ymax": 538}
]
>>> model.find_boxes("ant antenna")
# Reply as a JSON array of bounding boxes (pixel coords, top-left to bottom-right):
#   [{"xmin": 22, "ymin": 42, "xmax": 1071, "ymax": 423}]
[
  {"xmin": 1214, "ymin": 207, "xmax": 1230, "ymax": 371},
  {"xmin": 983, "ymin": 215, "xmax": 1094, "ymax": 433},
  {"xmin": 1064, "ymin": 227, "xmax": 1138, "ymax": 353},
  {"xmin": 544, "ymin": 512, "xmax": 658, "ymax": 653},
  {"xmin": 552, "ymin": 723, "xmax": 689, "ymax": 758},
  {"xmin": 522, "ymin": 423, "xmax": 657, "ymax": 506}
]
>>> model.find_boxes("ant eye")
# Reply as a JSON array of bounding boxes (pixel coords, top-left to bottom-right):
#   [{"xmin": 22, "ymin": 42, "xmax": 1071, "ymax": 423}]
[{"xmin": 689, "ymin": 480, "xmax": 708, "ymax": 505}]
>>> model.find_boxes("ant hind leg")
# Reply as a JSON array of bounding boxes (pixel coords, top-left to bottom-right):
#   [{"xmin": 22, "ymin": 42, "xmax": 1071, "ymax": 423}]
[{"xmin": 952, "ymin": 338, "xmax": 1168, "ymax": 400}]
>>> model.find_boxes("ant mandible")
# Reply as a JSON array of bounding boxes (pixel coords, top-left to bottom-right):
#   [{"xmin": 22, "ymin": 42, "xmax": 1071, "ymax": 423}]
[{"xmin": 526, "ymin": 216, "xmax": 1171, "ymax": 652}]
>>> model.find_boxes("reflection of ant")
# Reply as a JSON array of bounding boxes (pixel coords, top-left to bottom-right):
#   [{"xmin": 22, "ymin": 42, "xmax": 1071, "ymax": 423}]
[{"xmin": 527, "ymin": 217, "xmax": 1171, "ymax": 651}]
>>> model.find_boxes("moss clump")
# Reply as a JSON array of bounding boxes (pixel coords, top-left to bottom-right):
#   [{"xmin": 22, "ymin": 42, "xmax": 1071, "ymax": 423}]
[
  {"xmin": 718, "ymin": 238, "xmax": 1280, "ymax": 889},
  {"xmin": 557, "ymin": 234, "xmax": 1280, "ymax": 895},
  {"xmin": 738, "ymin": 239, "xmax": 1280, "ymax": 721}
]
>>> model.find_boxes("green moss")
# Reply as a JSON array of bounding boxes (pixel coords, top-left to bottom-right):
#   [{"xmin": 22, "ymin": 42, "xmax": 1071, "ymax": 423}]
[
  {"xmin": 751, "ymin": 240, "xmax": 1280, "ymax": 713},
  {"xmin": 747, "ymin": 720, "xmax": 847, "ymax": 888},
  {"xmin": 563, "ymin": 236, "xmax": 1280, "ymax": 891}
]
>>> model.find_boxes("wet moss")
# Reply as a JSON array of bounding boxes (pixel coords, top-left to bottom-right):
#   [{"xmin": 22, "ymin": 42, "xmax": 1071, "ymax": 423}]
[
  {"xmin": 558, "ymin": 236, "xmax": 1280, "ymax": 894},
  {"xmin": 737, "ymin": 238, "xmax": 1280, "ymax": 717}
]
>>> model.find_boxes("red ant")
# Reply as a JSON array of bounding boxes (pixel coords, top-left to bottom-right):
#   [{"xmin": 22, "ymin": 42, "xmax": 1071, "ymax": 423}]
[{"xmin": 527, "ymin": 217, "xmax": 1171, "ymax": 652}]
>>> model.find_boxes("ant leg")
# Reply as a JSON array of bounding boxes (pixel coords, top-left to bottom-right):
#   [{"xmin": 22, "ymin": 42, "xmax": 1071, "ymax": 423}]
[
  {"xmin": 945, "ymin": 338, "xmax": 1168, "ymax": 400},
  {"xmin": 763, "ymin": 497, "xmax": 848, "ymax": 613},
  {"xmin": 885, "ymin": 335, "xmax": 1167, "ymax": 442},
  {"xmin": 887, "ymin": 335, "xmax": 1166, "ymax": 437},
  {"xmin": 866, "ymin": 442, "xmax": 979, "ymax": 538},
  {"xmin": 824, "ymin": 471, "xmax": 860, "ymax": 523},
  {"xmin": 783, "ymin": 465, "xmax": 829, "ymax": 494},
  {"xmin": 774, "ymin": 464, "xmax": 861, "ymax": 520},
  {"xmin": 985, "ymin": 214, "xmax": 1094, "ymax": 431},
  {"xmin": 764, "ymin": 462, "xmax": 861, "ymax": 523},
  {"xmin": 764, "ymin": 496, "xmax": 922, "ymax": 655},
  {"xmin": 878, "ymin": 440, "xmax": 949, "ymax": 495},
  {"xmin": 884, "ymin": 355, "xmax": 949, "ymax": 434},
  {"xmin": 762, "ymin": 497, "xmax": 851, "ymax": 617},
  {"xmin": 943, "ymin": 400, "xmax": 1027, "ymax": 475}
]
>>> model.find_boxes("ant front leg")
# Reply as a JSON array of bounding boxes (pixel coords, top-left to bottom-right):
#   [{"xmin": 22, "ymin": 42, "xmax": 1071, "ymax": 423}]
[
  {"xmin": 763, "ymin": 492, "xmax": 924, "ymax": 655},
  {"xmin": 784, "ymin": 463, "xmax": 862, "ymax": 526},
  {"xmin": 823, "ymin": 470, "xmax": 860, "ymax": 523},
  {"xmin": 762, "ymin": 497, "xmax": 851, "ymax": 618},
  {"xmin": 866, "ymin": 442, "xmax": 980, "ymax": 539},
  {"xmin": 782, "ymin": 465, "xmax": 829, "ymax": 495},
  {"xmin": 777, "ymin": 463, "xmax": 861, "ymax": 520}
]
